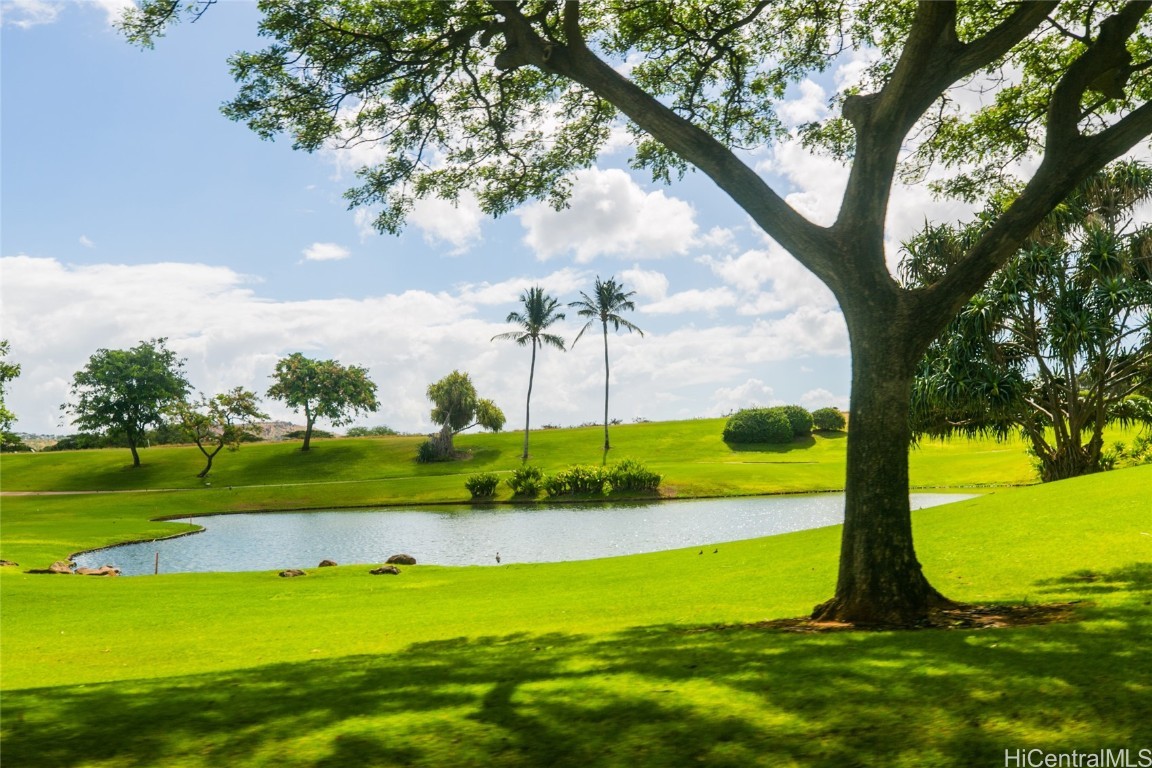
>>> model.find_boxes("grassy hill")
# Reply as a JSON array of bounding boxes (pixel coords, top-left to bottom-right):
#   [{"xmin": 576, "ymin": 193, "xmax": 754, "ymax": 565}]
[{"xmin": 1, "ymin": 419, "xmax": 1149, "ymax": 766}]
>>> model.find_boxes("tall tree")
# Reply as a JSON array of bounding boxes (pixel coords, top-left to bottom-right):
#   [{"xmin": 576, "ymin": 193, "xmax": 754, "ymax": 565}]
[
  {"xmin": 426, "ymin": 370, "xmax": 506, "ymax": 459},
  {"xmin": 492, "ymin": 286, "xmax": 566, "ymax": 461},
  {"xmin": 903, "ymin": 161, "xmax": 1152, "ymax": 482},
  {"xmin": 569, "ymin": 276, "xmax": 643, "ymax": 451},
  {"xmin": 0, "ymin": 340, "xmax": 20, "ymax": 435},
  {"xmin": 266, "ymin": 353, "xmax": 380, "ymax": 451},
  {"xmin": 63, "ymin": 338, "xmax": 191, "ymax": 467},
  {"xmin": 123, "ymin": 2, "xmax": 1152, "ymax": 624},
  {"xmin": 169, "ymin": 387, "xmax": 269, "ymax": 477}
]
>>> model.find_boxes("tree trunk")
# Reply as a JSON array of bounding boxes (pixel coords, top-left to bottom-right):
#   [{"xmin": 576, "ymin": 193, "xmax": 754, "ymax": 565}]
[
  {"xmin": 522, "ymin": 341, "xmax": 537, "ymax": 461},
  {"xmin": 602, "ymin": 321, "xmax": 611, "ymax": 451},
  {"xmin": 812, "ymin": 314, "xmax": 953, "ymax": 625},
  {"xmin": 128, "ymin": 439, "xmax": 141, "ymax": 467},
  {"xmin": 302, "ymin": 405, "xmax": 314, "ymax": 452}
]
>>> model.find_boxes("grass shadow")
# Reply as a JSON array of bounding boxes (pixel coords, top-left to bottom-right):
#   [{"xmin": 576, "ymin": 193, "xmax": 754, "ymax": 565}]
[
  {"xmin": 4, "ymin": 577, "xmax": 1150, "ymax": 767},
  {"xmin": 724, "ymin": 436, "xmax": 818, "ymax": 455}
]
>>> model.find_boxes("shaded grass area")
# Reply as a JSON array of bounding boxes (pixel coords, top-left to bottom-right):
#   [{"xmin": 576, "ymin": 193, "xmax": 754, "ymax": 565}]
[{"xmin": 2, "ymin": 570, "xmax": 1149, "ymax": 768}]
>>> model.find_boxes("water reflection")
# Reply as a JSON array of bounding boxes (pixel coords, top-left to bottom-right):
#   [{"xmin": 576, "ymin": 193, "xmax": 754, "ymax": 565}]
[{"xmin": 75, "ymin": 493, "xmax": 975, "ymax": 576}]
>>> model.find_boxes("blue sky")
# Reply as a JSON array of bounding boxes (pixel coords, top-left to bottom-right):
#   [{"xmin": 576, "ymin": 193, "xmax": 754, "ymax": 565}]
[{"xmin": 2, "ymin": 1, "xmax": 984, "ymax": 436}]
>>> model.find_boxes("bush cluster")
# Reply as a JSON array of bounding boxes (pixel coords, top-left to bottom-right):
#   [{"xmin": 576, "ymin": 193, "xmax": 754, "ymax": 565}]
[
  {"xmin": 464, "ymin": 459, "xmax": 663, "ymax": 499},
  {"xmin": 811, "ymin": 407, "xmax": 847, "ymax": 432},
  {"xmin": 723, "ymin": 404, "xmax": 844, "ymax": 444},
  {"xmin": 415, "ymin": 439, "xmax": 440, "ymax": 463},
  {"xmin": 506, "ymin": 465, "xmax": 545, "ymax": 497},
  {"xmin": 464, "ymin": 473, "xmax": 500, "ymax": 498}
]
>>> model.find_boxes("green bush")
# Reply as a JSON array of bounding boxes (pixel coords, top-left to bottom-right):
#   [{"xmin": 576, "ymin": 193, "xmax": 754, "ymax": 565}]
[
  {"xmin": 464, "ymin": 473, "xmax": 500, "ymax": 498},
  {"xmin": 415, "ymin": 439, "xmax": 439, "ymax": 463},
  {"xmin": 812, "ymin": 407, "xmax": 847, "ymax": 432},
  {"xmin": 722, "ymin": 408, "xmax": 793, "ymax": 444},
  {"xmin": 507, "ymin": 465, "xmax": 544, "ymax": 497},
  {"xmin": 778, "ymin": 405, "xmax": 814, "ymax": 436},
  {"xmin": 605, "ymin": 458, "xmax": 662, "ymax": 492},
  {"xmin": 544, "ymin": 465, "xmax": 611, "ymax": 496},
  {"xmin": 346, "ymin": 425, "xmax": 398, "ymax": 437}
]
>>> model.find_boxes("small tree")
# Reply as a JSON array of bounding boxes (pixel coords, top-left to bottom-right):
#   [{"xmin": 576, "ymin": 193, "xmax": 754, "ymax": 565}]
[
  {"xmin": 266, "ymin": 353, "xmax": 379, "ymax": 451},
  {"xmin": 0, "ymin": 340, "xmax": 23, "ymax": 450},
  {"xmin": 426, "ymin": 370, "xmax": 505, "ymax": 459},
  {"xmin": 570, "ymin": 276, "xmax": 644, "ymax": 452},
  {"xmin": 903, "ymin": 161, "xmax": 1152, "ymax": 481},
  {"xmin": 63, "ymin": 338, "xmax": 190, "ymax": 467},
  {"xmin": 169, "ymin": 387, "xmax": 268, "ymax": 477},
  {"xmin": 492, "ymin": 286, "xmax": 566, "ymax": 461}
]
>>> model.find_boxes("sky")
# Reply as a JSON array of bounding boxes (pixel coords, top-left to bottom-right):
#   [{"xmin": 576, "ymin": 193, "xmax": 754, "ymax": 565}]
[{"xmin": 0, "ymin": 0, "xmax": 989, "ymax": 437}]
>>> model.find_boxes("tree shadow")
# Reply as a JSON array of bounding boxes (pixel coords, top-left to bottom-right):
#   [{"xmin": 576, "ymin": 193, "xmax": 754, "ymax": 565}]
[
  {"xmin": 1033, "ymin": 563, "xmax": 1152, "ymax": 595},
  {"xmin": 4, "ymin": 569, "xmax": 1150, "ymax": 767},
  {"xmin": 724, "ymin": 436, "xmax": 818, "ymax": 455}
]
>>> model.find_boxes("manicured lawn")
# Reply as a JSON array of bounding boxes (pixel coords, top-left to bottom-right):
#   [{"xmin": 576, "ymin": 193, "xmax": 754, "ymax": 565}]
[{"xmin": 1, "ymin": 422, "xmax": 1149, "ymax": 766}]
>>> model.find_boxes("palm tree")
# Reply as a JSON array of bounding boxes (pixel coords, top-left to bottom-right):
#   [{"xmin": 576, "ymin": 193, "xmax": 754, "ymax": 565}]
[
  {"xmin": 492, "ymin": 285, "xmax": 566, "ymax": 461},
  {"xmin": 570, "ymin": 276, "xmax": 644, "ymax": 451}
]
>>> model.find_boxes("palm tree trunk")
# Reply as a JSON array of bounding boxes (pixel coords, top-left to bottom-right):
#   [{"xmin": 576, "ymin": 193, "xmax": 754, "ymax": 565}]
[
  {"xmin": 523, "ymin": 341, "xmax": 537, "ymax": 461},
  {"xmin": 602, "ymin": 320, "xmax": 610, "ymax": 451}
]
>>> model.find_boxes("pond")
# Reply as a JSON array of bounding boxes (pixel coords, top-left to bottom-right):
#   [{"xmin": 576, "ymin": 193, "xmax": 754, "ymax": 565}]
[{"xmin": 74, "ymin": 493, "xmax": 976, "ymax": 576}]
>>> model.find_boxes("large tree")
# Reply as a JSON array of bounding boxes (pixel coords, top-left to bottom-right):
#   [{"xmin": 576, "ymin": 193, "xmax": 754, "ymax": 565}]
[
  {"xmin": 904, "ymin": 160, "xmax": 1152, "ymax": 482},
  {"xmin": 426, "ymin": 370, "xmax": 506, "ymax": 459},
  {"xmin": 0, "ymin": 340, "xmax": 20, "ymax": 435},
  {"xmin": 63, "ymin": 338, "xmax": 191, "ymax": 467},
  {"xmin": 123, "ymin": 1, "xmax": 1152, "ymax": 624},
  {"xmin": 266, "ymin": 353, "xmax": 380, "ymax": 451},
  {"xmin": 492, "ymin": 286, "xmax": 566, "ymax": 461},
  {"xmin": 169, "ymin": 387, "xmax": 269, "ymax": 477},
  {"xmin": 569, "ymin": 276, "xmax": 643, "ymax": 452}
]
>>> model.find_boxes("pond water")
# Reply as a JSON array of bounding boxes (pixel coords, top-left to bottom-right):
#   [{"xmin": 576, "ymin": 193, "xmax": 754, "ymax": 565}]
[{"xmin": 75, "ymin": 493, "xmax": 976, "ymax": 576}]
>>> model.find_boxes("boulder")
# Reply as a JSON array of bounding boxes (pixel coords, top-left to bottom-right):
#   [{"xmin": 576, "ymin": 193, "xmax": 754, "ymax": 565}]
[
  {"xmin": 370, "ymin": 565, "xmax": 401, "ymax": 575},
  {"xmin": 279, "ymin": 569, "xmax": 307, "ymax": 578},
  {"xmin": 318, "ymin": 559, "xmax": 338, "ymax": 567},
  {"xmin": 76, "ymin": 565, "xmax": 120, "ymax": 577},
  {"xmin": 386, "ymin": 554, "xmax": 417, "ymax": 565},
  {"xmin": 27, "ymin": 560, "xmax": 75, "ymax": 574}
]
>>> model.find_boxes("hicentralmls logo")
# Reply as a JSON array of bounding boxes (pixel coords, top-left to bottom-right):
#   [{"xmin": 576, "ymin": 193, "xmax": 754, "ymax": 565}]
[{"xmin": 1005, "ymin": 749, "xmax": 1152, "ymax": 768}]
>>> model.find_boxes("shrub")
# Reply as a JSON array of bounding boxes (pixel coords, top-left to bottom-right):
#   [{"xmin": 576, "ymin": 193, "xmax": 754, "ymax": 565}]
[
  {"xmin": 777, "ymin": 404, "xmax": 814, "ymax": 436},
  {"xmin": 464, "ymin": 473, "xmax": 500, "ymax": 498},
  {"xmin": 285, "ymin": 429, "xmax": 333, "ymax": 440},
  {"xmin": 812, "ymin": 407, "xmax": 847, "ymax": 432},
  {"xmin": 415, "ymin": 439, "xmax": 439, "ymax": 463},
  {"xmin": 544, "ymin": 465, "xmax": 611, "ymax": 496},
  {"xmin": 722, "ymin": 408, "xmax": 793, "ymax": 444},
  {"xmin": 507, "ymin": 465, "xmax": 544, "ymax": 497},
  {"xmin": 605, "ymin": 458, "xmax": 662, "ymax": 492},
  {"xmin": 346, "ymin": 425, "xmax": 397, "ymax": 437},
  {"xmin": 44, "ymin": 432, "xmax": 117, "ymax": 451}
]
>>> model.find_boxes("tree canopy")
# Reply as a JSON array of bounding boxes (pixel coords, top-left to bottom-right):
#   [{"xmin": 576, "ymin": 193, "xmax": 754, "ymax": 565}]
[
  {"xmin": 0, "ymin": 340, "xmax": 20, "ymax": 435},
  {"xmin": 903, "ymin": 160, "xmax": 1152, "ymax": 481},
  {"xmin": 63, "ymin": 338, "xmax": 191, "ymax": 467},
  {"xmin": 426, "ymin": 370, "xmax": 506, "ymax": 459},
  {"xmin": 266, "ymin": 353, "xmax": 380, "ymax": 451},
  {"xmin": 123, "ymin": 0, "xmax": 1152, "ymax": 624},
  {"xmin": 169, "ymin": 387, "xmax": 269, "ymax": 477}
]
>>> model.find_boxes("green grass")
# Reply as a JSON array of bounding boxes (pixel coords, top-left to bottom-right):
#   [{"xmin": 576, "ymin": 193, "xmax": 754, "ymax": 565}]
[{"xmin": 1, "ymin": 421, "xmax": 1149, "ymax": 766}]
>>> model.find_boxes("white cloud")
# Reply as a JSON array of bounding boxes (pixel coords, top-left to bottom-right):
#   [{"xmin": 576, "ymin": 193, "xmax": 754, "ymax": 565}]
[
  {"xmin": 799, "ymin": 387, "xmax": 849, "ymax": 410},
  {"xmin": 698, "ymin": 245, "xmax": 837, "ymax": 314},
  {"xmin": 79, "ymin": 235, "xmax": 95, "ymax": 248},
  {"xmin": 92, "ymin": 0, "xmax": 134, "ymax": 26},
  {"xmin": 619, "ymin": 266, "xmax": 669, "ymax": 302},
  {"xmin": 777, "ymin": 79, "xmax": 829, "ymax": 128},
  {"xmin": 302, "ymin": 242, "xmax": 350, "ymax": 262},
  {"xmin": 711, "ymin": 378, "xmax": 778, "ymax": 414},
  {"xmin": 640, "ymin": 287, "xmax": 737, "ymax": 315},
  {"xmin": 2, "ymin": 0, "xmax": 60, "ymax": 28},
  {"xmin": 517, "ymin": 168, "xmax": 698, "ymax": 262},
  {"xmin": 0, "ymin": 256, "xmax": 851, "ymax": 436},
  {"xmin": 407, "ymin": 192, "xmax": 484, "ymax": 255}
]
